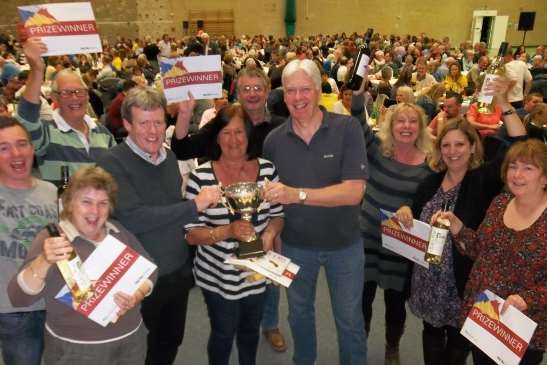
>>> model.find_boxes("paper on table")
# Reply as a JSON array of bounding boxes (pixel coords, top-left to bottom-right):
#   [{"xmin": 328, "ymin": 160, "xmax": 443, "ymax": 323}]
[
  {"xmin": 380, "ymin": 209, "xmax": 430, "ymax": 268},
  {"xmin": 18, "ymin": 2, "xmax": 102, "ymax": 56},
  {"xmin": 160, "ymin": 55, "xmax": 222, "ymax": 103}
]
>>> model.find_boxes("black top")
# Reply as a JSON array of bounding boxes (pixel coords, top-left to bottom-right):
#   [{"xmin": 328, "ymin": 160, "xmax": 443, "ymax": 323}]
[
  {"xmin": 170, "ymin": 112, "xmax": 286, "ymax": 160},
  {"xmin": 97, "ymin": 143, "xmax": 199, "ymax": 276}
]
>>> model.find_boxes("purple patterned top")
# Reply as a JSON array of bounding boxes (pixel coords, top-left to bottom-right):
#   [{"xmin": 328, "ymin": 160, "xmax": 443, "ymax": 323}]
[{"xmin": 409, "ymin": 183, "xmax": 462, "ymax": 327}]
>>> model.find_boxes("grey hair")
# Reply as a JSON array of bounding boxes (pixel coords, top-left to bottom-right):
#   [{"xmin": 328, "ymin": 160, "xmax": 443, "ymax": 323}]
[
  {"xmin": 282, "ymin": 59, "xmax": 322, "ymax": 91},
  {"xmin": 121, "ymin": 87, "xmax": 166, "ymax": 123},
  {"xmin": 51, "ymin": 69, "xmax": 87, "ymax": 93},
  {"xmin": 381, "ymin": 66, "xmax": 393, "ymax": 80}
]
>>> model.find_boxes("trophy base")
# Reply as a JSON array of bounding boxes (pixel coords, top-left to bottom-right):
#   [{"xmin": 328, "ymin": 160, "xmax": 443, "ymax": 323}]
[{"xmin": 237, "ymin": 238, "xmax": 265, "ymax": 259}]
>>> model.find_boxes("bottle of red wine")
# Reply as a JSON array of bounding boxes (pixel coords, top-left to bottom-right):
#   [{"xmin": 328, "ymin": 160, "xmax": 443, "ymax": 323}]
[{"xmin": 347, "ymin": 28, "xmax": 374, "ymax": 90}]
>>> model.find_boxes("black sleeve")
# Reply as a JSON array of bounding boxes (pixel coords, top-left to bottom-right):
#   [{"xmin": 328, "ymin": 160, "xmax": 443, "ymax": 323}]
[{"xmin": 170, "ymin": 123, "xmax": 214, "ymax": 160}]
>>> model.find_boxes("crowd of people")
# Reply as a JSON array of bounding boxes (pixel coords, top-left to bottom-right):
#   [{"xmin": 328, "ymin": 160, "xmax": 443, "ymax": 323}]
[{"xmin": 0, "ymin": 26, "xmax": 545, "ymax": 365}]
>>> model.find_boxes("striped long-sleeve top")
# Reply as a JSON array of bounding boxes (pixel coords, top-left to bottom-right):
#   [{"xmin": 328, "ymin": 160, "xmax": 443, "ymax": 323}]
[
  {"xmin": 17, "ymin": 98, "xmax": 115, "ymax": 182},
  {"xmin": 184, "ymin": 158, "xmax": 284, "ymax": 300},
  {"xmin": 361, "ymin": 124, "xmax": 433, "ymax": 292}
]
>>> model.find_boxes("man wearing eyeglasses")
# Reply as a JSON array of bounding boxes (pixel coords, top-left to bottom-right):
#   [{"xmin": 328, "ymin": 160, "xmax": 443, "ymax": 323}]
[
  {"xmin": 15, "ymin": 37, "xmax": 115, "ymax": 183},
  {"xmin": 170, "ymin": 67, "xmax": 285, "ymax": 159}
]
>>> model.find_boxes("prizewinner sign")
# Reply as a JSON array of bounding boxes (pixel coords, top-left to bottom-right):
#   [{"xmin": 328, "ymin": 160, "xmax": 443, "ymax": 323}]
[
  {"xmin": 18, "ymin": 2, "xmax": 102, "ymax": 56},
  {"xmin": 160, "ymin": 55, "xmax": 222, "ymax": 103},
  {"xmin": 461, "ymin": 290, "xmax": 537, "ymax": 365}
]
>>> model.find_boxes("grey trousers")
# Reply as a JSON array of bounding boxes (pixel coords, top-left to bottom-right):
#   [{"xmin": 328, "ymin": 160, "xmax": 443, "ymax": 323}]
[{"xmin": 44, "ymin": 324, "xmax": 147, "ymax": 365}]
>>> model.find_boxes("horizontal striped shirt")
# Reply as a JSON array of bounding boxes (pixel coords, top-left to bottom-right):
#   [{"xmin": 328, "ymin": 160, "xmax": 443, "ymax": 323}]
[
  {"xmin": 184, "ymin": 158, "xmax": 284, "ymax": 300},
  {"xmin": 17, "ymin": 98, "xmax": 115, "ymax": 182},
  {"xmin": 361, "ymin": 124, "xmax": 432, "ymax": 291}
]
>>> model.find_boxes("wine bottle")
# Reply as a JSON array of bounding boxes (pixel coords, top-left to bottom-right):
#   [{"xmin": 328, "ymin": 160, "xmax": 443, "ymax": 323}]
[
  {"xmin": 57, "ymin": 166, "xmax": 70, "ymax": 214},
  {"xmin": 424, "ymin": 202, "xmax": 450, "ymax": 265},
  {"xmin": 46, "ymin": 224, "xmax": 94, "ymax": 305},
  {"xmin": 347, "ymin": 28, "xmax": 374, "ymax": 90},
  {"xmin": 477, "ymin": 42, "xmax": 509, "ymax": 113}
]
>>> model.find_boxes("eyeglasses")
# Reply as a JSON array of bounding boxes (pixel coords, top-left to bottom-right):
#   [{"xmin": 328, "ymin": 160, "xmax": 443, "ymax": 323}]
[
  {"xmin": 240, "ymin": 85, "xmax": 265, "ymax": 94},
  {"xmin": 54, "ymin": 89, "xmax": 88, "ymax": 99}
]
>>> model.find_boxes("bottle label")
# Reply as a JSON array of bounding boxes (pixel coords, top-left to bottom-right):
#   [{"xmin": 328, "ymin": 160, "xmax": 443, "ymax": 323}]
[
  {"xmin": 427, "ymin": 226, "xmax": 448, "ymax": 256},
  {"xmin": 477, "ymin": 74, "xmax": 497, "ymax": 104},
  {"xmin": 67, "ymin": 256, "xmax": 92, "ymax": 291},
  {"xmin": 58, "ymin": 198, "xmax": 64, "ymax": 215}
]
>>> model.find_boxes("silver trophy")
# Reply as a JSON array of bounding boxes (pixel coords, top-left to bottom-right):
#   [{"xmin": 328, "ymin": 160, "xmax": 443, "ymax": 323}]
[{"xmin": 220, "ymin": 182, "xmax": 266, "ymax": 259}]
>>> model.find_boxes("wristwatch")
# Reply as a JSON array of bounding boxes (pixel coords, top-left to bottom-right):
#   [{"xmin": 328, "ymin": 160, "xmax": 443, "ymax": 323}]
[
  {"xmin": 501, "ymin": 109, "xmax": 515, "ymax": 116},
  {"xmin": 298, "ymin": 189, "xmax": 307, "ymax": 204}
]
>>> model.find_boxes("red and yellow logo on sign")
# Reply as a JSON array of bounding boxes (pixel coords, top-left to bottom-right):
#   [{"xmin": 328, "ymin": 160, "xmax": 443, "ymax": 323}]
[{"xmin": 21, "ymin": 7, "xmax": 97, "ymax": 37}]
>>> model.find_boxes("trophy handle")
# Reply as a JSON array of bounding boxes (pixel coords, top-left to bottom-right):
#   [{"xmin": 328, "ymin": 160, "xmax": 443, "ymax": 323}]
[
  {"xmin": 219, "ymin": 185, "xmax": 236, "ymax": 215},
  {"xmin": 257, "ymin": 183, "xmax": 267, "ymax": 213}
]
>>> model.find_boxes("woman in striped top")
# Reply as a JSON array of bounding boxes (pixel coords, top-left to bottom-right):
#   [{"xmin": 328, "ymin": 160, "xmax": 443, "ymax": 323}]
[{"xmin": 184, "ymin": 104, "xmax": 284, "ymax": 365}]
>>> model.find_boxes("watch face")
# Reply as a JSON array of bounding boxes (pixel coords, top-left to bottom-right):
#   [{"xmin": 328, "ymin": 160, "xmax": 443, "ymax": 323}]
[{"xmin": 299, "ymin": 190, "xmax": 307, "ymax": 201}]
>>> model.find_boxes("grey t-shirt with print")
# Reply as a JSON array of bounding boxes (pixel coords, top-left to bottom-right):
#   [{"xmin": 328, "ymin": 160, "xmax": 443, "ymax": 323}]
[{"xmin": 0, "ymin": 178, "xmax": 57, "ymax": 313}]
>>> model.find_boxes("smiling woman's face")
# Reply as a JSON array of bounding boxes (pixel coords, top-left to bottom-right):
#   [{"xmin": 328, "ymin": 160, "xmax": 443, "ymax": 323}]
[{"xmin": 70, "ymin": 187, "xmax": 110, "ymax": 241}]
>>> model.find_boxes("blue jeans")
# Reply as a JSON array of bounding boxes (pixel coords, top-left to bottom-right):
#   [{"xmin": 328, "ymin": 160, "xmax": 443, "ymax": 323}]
[
  {"xmin": 283, "ymin": 240, "xmax": 367, "ymax": 365},
  {"xmin": 202, "ymin": 289, "xmax": 267, "ymax": 365},
  {"xmin": 261, "ymin": 284, "xmax": 280, "ymax": 330},
  {"xmin": 0, "ymin": 310, "xmax": 45, "ymax": 365}
]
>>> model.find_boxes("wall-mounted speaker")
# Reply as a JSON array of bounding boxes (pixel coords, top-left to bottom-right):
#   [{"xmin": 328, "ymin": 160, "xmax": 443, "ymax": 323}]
[{"xmin": 518, "ymin": 12, "xmax": 535, "ymax": 31}]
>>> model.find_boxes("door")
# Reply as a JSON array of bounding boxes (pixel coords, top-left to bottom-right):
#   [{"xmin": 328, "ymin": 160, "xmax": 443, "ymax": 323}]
[
  {"xmin": 471, "ymin": 10, "xmax": 497, "ymax": 45},
  {"xmin": 490, "ymin": 15, "xmax": 509, "ymax": 55}
]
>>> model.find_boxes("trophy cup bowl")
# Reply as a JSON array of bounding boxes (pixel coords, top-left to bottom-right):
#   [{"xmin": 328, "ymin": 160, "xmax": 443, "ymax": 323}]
[{"xmin": 220, "ymin": 182, "xmax": 266, "ymax": 259}]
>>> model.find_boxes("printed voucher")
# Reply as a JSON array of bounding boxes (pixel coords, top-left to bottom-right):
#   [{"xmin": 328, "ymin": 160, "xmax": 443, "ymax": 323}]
[
  {"xmin": 160, "ymin": 55, "xmax": 222, "ymax": 103},
  {"xmin": 461, "ymin": 290, "xmax": 537, "ymax": 365},
  {"xmin": 55, "ymin": 235, "xmax": 157, "ymax": 327},
  {"xmin": 18, "ymin": 2, "xmax": 102, "ymax": 56},
  {"xmin": 380, "ymin": 209, "xmax": 430, "ymax": 268}
]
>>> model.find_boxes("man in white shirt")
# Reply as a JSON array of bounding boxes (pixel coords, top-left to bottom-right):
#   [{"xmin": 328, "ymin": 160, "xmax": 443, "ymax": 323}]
[{"xmin": 503, "ymin": 48, "xmax": 533, "ymax": 109}]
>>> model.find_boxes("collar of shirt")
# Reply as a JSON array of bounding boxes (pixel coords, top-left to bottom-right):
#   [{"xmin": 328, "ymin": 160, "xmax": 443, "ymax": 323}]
[
  {"xmin": 125, "ymin": 136, "xmax": 167, "ymax": 166},
  {"xmin": 53, "ymin": 110, "xmax": 96, "ymax": 152},
  {"xmin": 285, "ymin": 106, "xmax": 329, "ymax": 136},
  {"xmin": 59, "ymin": 219, "xmax": 120, "ymax": 243}
]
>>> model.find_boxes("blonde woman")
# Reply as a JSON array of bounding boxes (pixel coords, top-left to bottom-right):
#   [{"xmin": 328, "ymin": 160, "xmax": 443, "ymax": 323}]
[{"xmin": 360, "ymin": 102, "xmax": 433, "ymax": 364}]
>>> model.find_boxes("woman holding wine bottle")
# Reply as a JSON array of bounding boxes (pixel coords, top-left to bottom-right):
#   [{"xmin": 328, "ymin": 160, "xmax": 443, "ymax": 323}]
[
  {"xmin": 395, "ymin": 77, "xmax": 526, "ymax": 364},
  {"xmin": 433, "ymin": 139, "xmax": 546, "ymax": 365},
  {"xmin": 8, "ymin": 166, "xmax": 156, "ymax": 365}
]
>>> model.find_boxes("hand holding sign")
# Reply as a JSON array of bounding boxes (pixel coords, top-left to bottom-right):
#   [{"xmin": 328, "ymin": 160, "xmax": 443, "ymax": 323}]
[{"xmin": 22, "ymin": 37, "xmax": 48, "ymax": 70}]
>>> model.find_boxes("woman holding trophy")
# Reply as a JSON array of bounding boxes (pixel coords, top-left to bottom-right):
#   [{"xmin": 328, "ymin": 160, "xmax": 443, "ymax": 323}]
[{"xmin": 184, "ymin": 104, "xmax": 284, "ymax": 365}]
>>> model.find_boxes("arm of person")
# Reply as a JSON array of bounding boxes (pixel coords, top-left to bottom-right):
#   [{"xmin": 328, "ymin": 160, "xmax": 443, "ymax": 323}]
[
  {"xmin": 98, "ymin": 155, "xmax": 218, "ymax": 234},
  {"xmin": 173, "ymin": 95, "xmax": 195, "ymax": 139},
  {"xmin": 170, "ymin": 122, "xmax": 212, "ymax": 160},
  {"xmin": 434, "ymin": 207, "xmax": 491, "ymax": 261},
  {"xmin": 487, "ymin": 78, "xmax": 526, "ymax": 137},
  {"xmin": 186, "ymin": 220, "xmax": 255, "ymax": 246},
  {"xmin": 260, "ymin": 217, "xmax": 284, "ymax": 252},
  {"xmin": 15, "ymin": 38, "xmax": 51, "ymax": 156},
  {"xmin": 8, "ymin": 230, "xmax": 72, "ymax": 306},
  {"xmin": 265, "ymin": 179, "xmax": 365, "ymax": 207}
]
